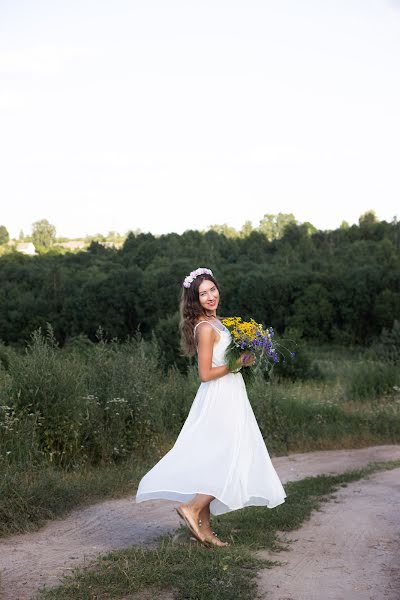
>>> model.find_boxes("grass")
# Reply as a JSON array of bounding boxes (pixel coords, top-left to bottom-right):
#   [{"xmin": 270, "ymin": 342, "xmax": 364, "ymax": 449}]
[
  {"xmin": 0, "ymin": 458, "xmax": 156, "ymax": 538},
  {"xmin": 1, "ymin": 333, "xmax": 400, "ymax": 538},
  {"xmin": 35, "ymin": 459, "xmax": 400, "ymax": 600},
  {"xmin": 249, "ymin": 378, "xmax": 400, "ymax": 455},
  {"xmin": 2, "ymin": 387, "xmax": 399, "ymax": 537}
]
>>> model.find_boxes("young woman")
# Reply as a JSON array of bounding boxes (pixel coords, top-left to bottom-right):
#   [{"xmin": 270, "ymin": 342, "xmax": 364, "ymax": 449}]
[{"xmin": 135, "ymin": 267, "xmax": 286, "ymax": 548}]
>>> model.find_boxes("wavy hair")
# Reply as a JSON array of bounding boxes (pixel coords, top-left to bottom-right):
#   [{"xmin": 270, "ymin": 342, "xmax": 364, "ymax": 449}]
[{"xmin": 179, "ymin": 273, "xmax": 221, "ymax": 357}]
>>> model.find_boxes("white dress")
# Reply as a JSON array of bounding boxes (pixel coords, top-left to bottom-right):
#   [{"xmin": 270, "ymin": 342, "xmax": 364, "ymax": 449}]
[{"xmin": 135, "ymin": 319, "xmax": 286, "ymax": 516}]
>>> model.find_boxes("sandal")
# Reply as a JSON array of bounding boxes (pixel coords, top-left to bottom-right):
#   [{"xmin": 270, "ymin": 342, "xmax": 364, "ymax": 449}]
[
  {"xmin": 175, "ymin": 506, "xmax": 209, "ymax": 546},
  {"xmin": 203, "ymin": 530, "xmax": 230, "ymax": 547}
]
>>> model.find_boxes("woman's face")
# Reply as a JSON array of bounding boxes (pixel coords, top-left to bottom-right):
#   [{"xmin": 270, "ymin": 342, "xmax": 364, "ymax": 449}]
[{"xmin": 198, "ymin": 279, "xmax": 220, "ymax": 314}]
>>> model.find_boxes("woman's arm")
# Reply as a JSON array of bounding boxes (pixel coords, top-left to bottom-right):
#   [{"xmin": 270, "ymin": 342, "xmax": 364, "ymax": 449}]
[
  {"xmin": 196, "ymin": 324, "xmax": 230, "ymax": 382},
  {"xmin": 196, "ymin": 323, "xmax": 255, "ymax": 382}
]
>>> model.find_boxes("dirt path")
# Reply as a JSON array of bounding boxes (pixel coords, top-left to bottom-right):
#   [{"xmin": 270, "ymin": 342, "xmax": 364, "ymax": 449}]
[
  {"xmin": 256, "ymin": 467, "xmax": 400, "ymax": 600},
  {"xmin": 1, "ymin": 445, "xmax": 400, "ymax": 600}
]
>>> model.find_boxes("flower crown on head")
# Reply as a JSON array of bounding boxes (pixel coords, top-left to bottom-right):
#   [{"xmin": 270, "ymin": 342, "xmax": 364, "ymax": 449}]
[{"xmin": 183, "ymin": 267, "xmax": 213, "ymax": 288}]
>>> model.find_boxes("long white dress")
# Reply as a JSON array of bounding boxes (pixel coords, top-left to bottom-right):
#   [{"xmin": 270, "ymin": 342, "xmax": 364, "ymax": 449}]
[{"xmin": 135, "ymin": 319, "xmax": 286, "ymax": 516}]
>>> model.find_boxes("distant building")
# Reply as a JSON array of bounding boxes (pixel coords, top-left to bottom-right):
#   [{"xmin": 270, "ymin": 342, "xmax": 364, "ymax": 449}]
[
  {"xmin": 54, "ymin": 240, "xmax": 86, "ymax": 250},
  {"xmin": 100, "ymin": 241, "xmax": 124, "ymax": 249},
  {"xmin": 16, "ymin": 242, "xmax": 36, "ymax": 255}
]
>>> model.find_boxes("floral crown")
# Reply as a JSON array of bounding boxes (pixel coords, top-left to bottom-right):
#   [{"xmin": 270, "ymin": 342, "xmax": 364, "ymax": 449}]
[{"xmin": 183, "ymin": 267, "xmax": 213, "ymax": 288}]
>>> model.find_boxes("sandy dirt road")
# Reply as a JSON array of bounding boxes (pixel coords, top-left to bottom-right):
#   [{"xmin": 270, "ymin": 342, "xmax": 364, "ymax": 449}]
[
  {"xmin": 257, "ymin": 467, "xmax": 400, "ymax": 600},
  {"xmin": 0, "ymin": 445, "xmax": 399, "ymax": 600}
]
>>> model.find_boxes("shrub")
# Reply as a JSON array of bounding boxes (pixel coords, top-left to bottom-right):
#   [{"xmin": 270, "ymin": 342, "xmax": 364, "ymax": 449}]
[
  {"xmin": 271, "ymin": 328, "xmax": 323, "ymax": 382},
  {"xmin": 80, "ymin": 329, "xmax": 165, "ymax": 464},
  {"xmin": 372, "ymin": 319, "xmax": 400, "ymax": 364},
  {"xmin": 342, "ymin": 360, "xmax": 400, "ymax": 402},
  {"xmin": 4, "ymin": 326, "xmax": 86, "ymax": 468}
]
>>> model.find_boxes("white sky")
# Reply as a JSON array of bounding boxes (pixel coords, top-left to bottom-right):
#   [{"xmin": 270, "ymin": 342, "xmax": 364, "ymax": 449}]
[{"xmin": 1, "ymin": 0, "xmax": 399, "ymax": 239}]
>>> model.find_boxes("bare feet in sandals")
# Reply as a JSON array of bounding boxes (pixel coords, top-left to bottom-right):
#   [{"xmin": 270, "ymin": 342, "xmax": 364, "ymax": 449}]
[
  {"xmin": 197, "ymin": 505, "xmax": 230, "ymax": 547},
  {"xmin": 175, "ymin": 505, "xmax": 208, "ymax": 545},
  {"xmin": 203, "ymin": 530, "xmax": 230, "ymax": 547}
]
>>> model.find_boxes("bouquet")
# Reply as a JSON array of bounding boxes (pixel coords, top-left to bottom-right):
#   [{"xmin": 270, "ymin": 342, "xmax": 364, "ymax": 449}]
[{"xmin": 221, "ymin": 316, "xmax": 295, "ymax": 383}]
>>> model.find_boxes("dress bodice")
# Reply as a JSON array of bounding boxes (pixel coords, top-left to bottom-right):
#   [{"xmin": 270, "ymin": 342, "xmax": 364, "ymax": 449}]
[{"xmin": 194, "ymin": 319, "xmax": 231, "ymax": 367}]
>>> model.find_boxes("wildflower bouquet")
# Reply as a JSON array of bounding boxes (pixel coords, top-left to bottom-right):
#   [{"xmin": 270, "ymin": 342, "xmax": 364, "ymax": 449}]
[{"xmin": 221, "ymin": 317, "xmax": 295, "ymax": 383}]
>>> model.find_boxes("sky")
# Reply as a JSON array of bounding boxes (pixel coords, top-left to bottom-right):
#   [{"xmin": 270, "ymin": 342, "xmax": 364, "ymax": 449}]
[{"xmin": 1, "ymin": 0, "xmax": 400, "ymax": 239}]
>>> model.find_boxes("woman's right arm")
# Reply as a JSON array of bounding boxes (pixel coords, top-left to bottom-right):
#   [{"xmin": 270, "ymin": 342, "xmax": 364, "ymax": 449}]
[
  {"xmin": 196, "ymin": 324, "xmax": 229, "ymax": 381},
  {"xmin": 196, "ymin": 324, "xmax": 252, "ymax": 382}
]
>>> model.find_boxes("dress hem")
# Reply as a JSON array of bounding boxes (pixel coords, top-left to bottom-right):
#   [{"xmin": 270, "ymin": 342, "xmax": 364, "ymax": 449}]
[{"xmin": 135, "ymin": 488, "xmax": 287, "ymax": 516}]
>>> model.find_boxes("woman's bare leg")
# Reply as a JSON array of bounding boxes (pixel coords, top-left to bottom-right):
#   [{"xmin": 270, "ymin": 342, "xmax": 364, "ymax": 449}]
[
  {"xmin": 180, "ymin": 493, "xmax": 214, "ymax": 523},
  {"xmin": 199, "ymin": 503, "xmax": 211, "ymax": 531},
  {"xmin": 176, "ymin": 494, "xmax": 213, "ymax": 542},
  {"xmin": 178, "ymin": 494, "xmax": 229, "ymax": 546},
  {"xmin": 178, "ymin": 494, "xmax": 213, "ymax": 534}
]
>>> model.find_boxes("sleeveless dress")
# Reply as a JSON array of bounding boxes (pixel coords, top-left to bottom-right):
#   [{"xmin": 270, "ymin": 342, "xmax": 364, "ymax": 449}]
[{"xmin": 135, "ymin": 319, "xmax": 286, "ymax": 516}]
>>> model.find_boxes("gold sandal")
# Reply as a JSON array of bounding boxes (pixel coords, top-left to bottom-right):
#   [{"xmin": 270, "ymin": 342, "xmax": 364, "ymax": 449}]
[
  {"xmin": 203, "ymin": 530, "xmax": 230, "ymax": 547},
  {"xmin": 175, "ymin": 506, "xmax": 208, "ymax": 546}
]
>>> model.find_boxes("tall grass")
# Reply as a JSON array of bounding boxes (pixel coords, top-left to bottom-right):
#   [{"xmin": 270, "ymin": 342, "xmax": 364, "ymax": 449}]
[
  {"xmin": 248, "ymin": 377, "xmax": 400, "ymax": 454},
  {"xmin": 341, "ymin": 360, "xmax": 400, "ymax": 402},
  {"xmin": 4, "ymin": 327, "xmax": 86, "ymax": 468},
  {"xmin": 1, "ymin": 328, "xmax": 400, "ymax": 470},
  {"xmin": 0, "ymin": 327, "xmax": 399, "ymax": 535},
  {"xmin": 0, "ymin": 326, "xmax": 198, "ymax": 470}
]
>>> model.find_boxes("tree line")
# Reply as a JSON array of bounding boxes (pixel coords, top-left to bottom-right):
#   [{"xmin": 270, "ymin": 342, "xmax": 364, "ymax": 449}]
[{"xmin": 0, "ymin": 211, "xmax": 399, "ymax": 368}]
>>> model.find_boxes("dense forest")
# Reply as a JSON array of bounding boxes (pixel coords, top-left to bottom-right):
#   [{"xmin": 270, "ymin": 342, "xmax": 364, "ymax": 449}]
[{"xmin": 0, "ymin": 212, "xmax": 399, "ymax": 367}]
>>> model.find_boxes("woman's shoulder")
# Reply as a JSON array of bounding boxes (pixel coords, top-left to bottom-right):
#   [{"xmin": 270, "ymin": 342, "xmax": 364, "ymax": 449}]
[
  {"xmin": 194, "ymin": 316, "xmax": 222, "ymax": 325},
  {"xmin": 194, "ymin": 319, "xmax": 213, "ymax": 330},
  {"xmin": 194, "ymin": 318, "xmax": 223, "ymax": 336}
]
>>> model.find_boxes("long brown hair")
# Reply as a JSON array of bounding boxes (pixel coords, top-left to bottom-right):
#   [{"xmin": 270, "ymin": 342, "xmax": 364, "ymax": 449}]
[{"xmin": 179, "ymin": 273, "xmax": 221, "ymax": 357}]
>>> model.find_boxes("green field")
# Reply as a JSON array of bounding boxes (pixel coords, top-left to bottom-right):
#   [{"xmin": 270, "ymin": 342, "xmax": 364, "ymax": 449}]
[{"xmin": 0, "ymin": 328, "xmax": 399, "ymax": 537}]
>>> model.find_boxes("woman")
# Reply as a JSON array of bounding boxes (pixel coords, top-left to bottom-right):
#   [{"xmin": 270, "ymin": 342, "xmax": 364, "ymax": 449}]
[{"xmin": 135, "ymin": 267, "xmax": 286, "ymax": 548}]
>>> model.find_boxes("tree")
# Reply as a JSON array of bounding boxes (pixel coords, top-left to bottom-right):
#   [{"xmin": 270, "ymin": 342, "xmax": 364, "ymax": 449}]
[
  {"xmin": 287, "ymin": 283, "xmax": 334, "ymax": 340},
  {"xmin": 358, "ymin": 210, "xmax": 383, "ymax": 242},
  {"xmin": 258, "ymin": 213, "xmax": 297, "ymax": 241},
  {"xmin": 302, "ymin": 221, "xmax": 317, "ymax": 236},
  {"xmin": 1, "ymin": 214, "xmax": 399, "ymax": 349},
  {"xmin": 390, "ymin": 216, "xmax": 400, "ymax": 250},
  {"xmin": 359, "ymin": 210, "xmax": 378, "ymax": 227},
  {"xmin": 0, "ymin": 225, "xmax": 9, "ymax": 245},
  {"xmin": 207, "ymin": 223, "xmax": 239, "ymax": 238},
  {"xmin": 32, "ymin": 219, "xmax": 56, "ymax": 249},
  {"xmin": 240, "ymin": 220, "xmax": 253, "ymax": 238}
]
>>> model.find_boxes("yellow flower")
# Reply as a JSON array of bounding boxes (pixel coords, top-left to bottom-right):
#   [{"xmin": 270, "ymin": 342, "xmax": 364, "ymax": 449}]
[{"xmin": 221, "ymin": 316, "xmax": 266, "ymax": 341}]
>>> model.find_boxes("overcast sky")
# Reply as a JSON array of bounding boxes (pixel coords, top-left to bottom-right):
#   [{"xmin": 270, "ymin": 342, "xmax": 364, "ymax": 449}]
[{"xmin": 1, "ymin": 0, "xmax": 399, "ymax": 239}]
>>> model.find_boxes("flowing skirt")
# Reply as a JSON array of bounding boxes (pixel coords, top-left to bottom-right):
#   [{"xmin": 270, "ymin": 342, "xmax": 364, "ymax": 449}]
[{"xmin": 135, "ymin": 372, "xmax": 286, "ymax": 515}]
